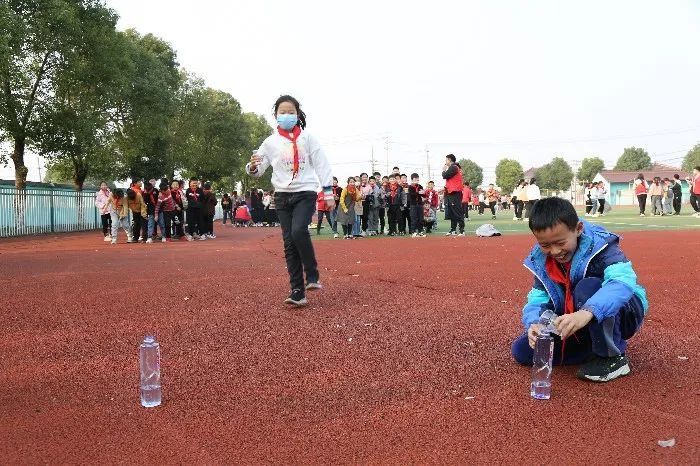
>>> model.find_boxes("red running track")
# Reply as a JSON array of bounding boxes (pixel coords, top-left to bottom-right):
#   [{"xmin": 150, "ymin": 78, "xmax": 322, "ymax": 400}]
[{"xmin": 0, "ymin": 226, "xmax": 698, "ymax": 463}]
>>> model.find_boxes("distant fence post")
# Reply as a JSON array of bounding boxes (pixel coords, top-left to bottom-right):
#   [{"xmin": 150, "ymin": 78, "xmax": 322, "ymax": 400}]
[{"xmin": 50, "ymin": 188, "xmax": 55, "ymax": 233}]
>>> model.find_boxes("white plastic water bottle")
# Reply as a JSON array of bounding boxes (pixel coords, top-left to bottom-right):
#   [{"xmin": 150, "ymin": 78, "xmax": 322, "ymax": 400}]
[
  {"xmin": 139, "ymin": 335, "xmax": 162, "ymax": 407},
  {"xmin": 530, "ymin": 310, "xmax": 557, "ymax": 400}
]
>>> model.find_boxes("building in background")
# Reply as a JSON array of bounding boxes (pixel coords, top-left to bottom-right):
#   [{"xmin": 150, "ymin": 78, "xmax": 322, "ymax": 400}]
[{"xmin": 592, "ymin": 164, "xmax": 690, "ymax": 206}]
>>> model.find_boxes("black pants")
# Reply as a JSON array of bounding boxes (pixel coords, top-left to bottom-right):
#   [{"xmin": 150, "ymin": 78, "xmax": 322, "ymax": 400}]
[
  {"xmin": 132, "ymin": 214, "xmax": 143, "ymax": 241},
  {"xmin": 637, "ymin": 194, "xmax": 647, "ymax": 214},
  {"xmin": 388, "ymin": 205, "xmax": 401, "ymax": 234},
  {"xmin": 400, "ymin": 208, "xmax": 409, "ymax": 234},
  {"xmin": 691, "ymin": 193, "xmax": 700, "ymax": 213},
  {"xmin": 222, "ymin": 209, "xmax": 233, "ymax": 224},
  {"xmin": 598, "ymin": 199, "xmax": 606, "ymax": 214},
  {"xmin": 585, "ymin": 202, "xmax": 593, "ymax": 214},
  {"xmin": 187, "ymin": 208, "xmax": 202, "ymax": 236},
  {"xmin": 341, "ymin": 224, "xmax": 352, "ymax": 236},
  {"xmin": 446, "ymin": 192, "xmax": 464, "ymax": 233},
  {"xmin": 673, "ymin": 196, "xmax": 681, "ymax": 214},
  {"xmin": 425, "ymin": 220, "xmax": 435, "ymax": 233},
  {"xmin": 101, "ymin": 213, "xmax": 111, "ymax": 236},
  {"xmin": 478, "ymin": 203, "xmax": 486, "ymax": 215},
  {"xmin": 489, "ymin": 201, "xmax": 497, "ymax": 216},
  {"xmin": 276, "ymin": 191, "xmax": 319, "ymax": 291},
  {"xmin": 316, "ymin": 210, "xmax": 332, "ymax": 234},
  {"xmin": 409, "ymin": 204, "xmax": 423, "ymax": 234},
  {"xmin": 378, "ymin": 208, "xmax": 385, "ymax": 233},
  {"xmin": 515, "ymin": 201, "xmax": 524, "ymax": 219},
  {"xmin": 162, "ymin": 211, "xmax": 174, "ymax": 238},
  {"xmin": 361, "ymin": 200, "xmax": 370, "ymax": 231},
  {"xmin": 173, "ymin": 210, "xmax": 185, "ymax": 237},
  {"xmin": 462, "ymin": 203, "xmax": 469, "ymax": 219},
  {"xmin": 203, "ymin": 214, "xmax": 214, "ymax": 235}
]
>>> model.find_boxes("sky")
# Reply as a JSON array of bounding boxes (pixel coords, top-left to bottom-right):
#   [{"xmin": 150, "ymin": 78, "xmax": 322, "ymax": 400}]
[{"xmin": 3, "ymin": 0, "xmax": 700, "ymax": 186}]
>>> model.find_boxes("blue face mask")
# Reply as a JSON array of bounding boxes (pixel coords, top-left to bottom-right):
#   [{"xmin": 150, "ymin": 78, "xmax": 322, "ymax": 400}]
[{"xmin": 277, "ymin": 114, "xmax": 298, "ymax": 130}]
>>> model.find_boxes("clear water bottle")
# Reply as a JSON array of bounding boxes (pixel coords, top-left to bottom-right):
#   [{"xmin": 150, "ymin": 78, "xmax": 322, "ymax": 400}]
[
  {"xmin": 530, "ymin": 310, "xmax": 557, "ymax": 400},
  {"xmin": 139, "ymin": 335, "xmax": 162, "ymax": 407}
]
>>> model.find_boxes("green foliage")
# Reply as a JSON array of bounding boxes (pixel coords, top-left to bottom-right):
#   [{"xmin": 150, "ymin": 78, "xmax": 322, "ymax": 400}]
[
  {"xmin": 495, "ymin": 158, "xmax": 524, "ymax": 193},
  {"xmin": 537, "ymin": 157, "xmax": 574, "ymax": 191},
  {"xmin": 457, "ymin": 158, "xmax": 483, "ymax": 187},
  {"xmin": 577, "ymin": 157, "xmax": 605, "ymax": 183},
  {"xmin": 681, "ymin": 144, "xmax": 700, "ymax": 172},
  {"xmin": 614, "ymin": 147, "xmax": 651, "ymax": 171}
]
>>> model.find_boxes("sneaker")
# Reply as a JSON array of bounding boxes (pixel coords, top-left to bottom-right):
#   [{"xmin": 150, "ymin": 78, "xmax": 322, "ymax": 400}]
[
  {"xmin": 111, "ymin": 239, "xmax": 117, "ymax": 245},
  {"xmin": 209, "ymin": 234, "xmax": 216, "ymax": 239},
  {"xmin": 127, "ymin": 238, "xmax": 136, "ymax": 244},
  {"xmin": 457, "ymin": 232, "xmax": 465, "ymax": 237},
  {"xmin": 640, "ymin": 213, "xmax": 645, "ymax": 217},
  {"xmin": 103, "ymin": 235, "xmax": 112, "ymax": 242},
  {"xmin": 523, "ymin": 217, "xmax": 529, "ymax": 221},
  {"xmin": 305, "ymin": 282, "xmax": 323, "ymax": 291},
  {"xmin": 186, "ymin": 235, "xmax": 194, "ymax": 242},
  {"xmin": 412, "ymin": 232, "xmax": 418, "ymax": 238},
  {"xmin": 199, "ymin": 235, "xmax": 207, "ymax": 241},
  {"xmin": 592, "ymin": 213, "xmax": 600, "ymax": 217},
  {"xmin": 161, "ymin": 237, "xmax": 167, "ymax": 243},
  {"xmin": 333, "ymin": 233, "xmax": 339, "ymax": 238},
  {"xmin": 576, "ymin": 355, "xmax": 630, "ymax": 382},
  {"xmin": 492, "ymin": 215, "xmax": 497, "ymax": 220},
  {"xmin": 284, "ymin": 289, "xmax": 308, "ymax": 307},
  {"xmin": 445, "ymin": 231, "xmax": 455, "ymax": 236},
  {"xmin": 512, "ymin": 216, "xmax": 518, "ymax": 221},
  {"xmin": 418, "ymin": 232, "xmax": 426, "ymax": 237},
  {"xmin": 146, "ymin": 238, "xmax": 153, "ymax": 244}
]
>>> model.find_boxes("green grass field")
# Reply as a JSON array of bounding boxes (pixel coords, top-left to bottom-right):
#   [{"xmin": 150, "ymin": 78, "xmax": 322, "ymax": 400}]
[{"xmin": 311, "ymin": 205, "xmax": 700, "ymax": 238}]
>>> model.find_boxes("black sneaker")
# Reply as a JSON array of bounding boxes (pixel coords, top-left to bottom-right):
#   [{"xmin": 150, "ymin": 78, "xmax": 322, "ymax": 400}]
[
  {"xmin": 577, "ymin": 355, "xmax": 630, "ymax": 382},
  {"xmin": 284, "ymin": 289, "xmax": 308, "ymax": 307}
]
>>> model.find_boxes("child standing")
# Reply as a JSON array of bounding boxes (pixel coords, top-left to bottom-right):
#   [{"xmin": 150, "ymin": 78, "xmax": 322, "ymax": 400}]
[
  {"xmin": 95, "ymin": 182, "xmax": 112, "ymax": 241},
  {"xmin": 185, "ymin": 178, "xmax": 205, "ymax": 241},
  {"xmin": 386, "ymin": 175, "xmax": 404, "ymax": 236},
  {"xmin": 221, "ymin": 193, "xmax": 233, "ymax": 225},
  {"xmin": 126, "ymin": 188, "xmax": 147, "ymax": 243},
  {"xmin": 400, "ymin": 174, "xmax": 410, "ymax": 235},
  {"xmin": 315, "ymin": 190, "xmax": 332, "ymax": 235},
  {"xmin": 155, "ymin": 182, "xmax": 177, "ymax": 242},
  {"xmin": 246, "ymin": 95, "xmax": 334, "ymax": 306},
  {"xmin": 366, "ymin": 176, "xmax": 382, "ymax": 236},
  {"xmin": 634, "ymin": 174, "xmax": 648, "ymax": 216},
  {"xmin": 170, "ymin": 180, "xmax": 185, "ymax": 239},
  {"xmin": 331, "ymin": 177, "xmax": 342, "ymax": 238},
  {"xmin": 511, "ymin": 197, "xmax": 647, "ymax": 382},
  {"xmin": 202, "ymin": 183, "xmax": 218, "ymax": 239},
  {"xmin": 662, "ymin": 178, "xmax": 674, "ymax": 216},
  {"xmin": 337, "ymin": 177, "xmax": 362, "ymax": 239},
  {"xmin": 648, "ymin": 177, "xmax": 664, "ymax": 216},
  {"xmin": 461, "ymin": 181, "xmax": 472, "ymax": 221},
  {"xmin": 408, "ymin": 173, "xmax": 425, "ymax": 237},
  {"xmin": 106, "ymin": 189, "xmax": 131, "ymax": 244},
  {"xmin": 142, "ymin": 182, "xmax": 159, "ymax": 243}
]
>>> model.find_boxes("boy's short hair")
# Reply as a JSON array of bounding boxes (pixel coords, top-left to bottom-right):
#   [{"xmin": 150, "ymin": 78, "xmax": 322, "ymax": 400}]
[
  {"xmin": 382, "ymin": 176, "xmax": 389, "ymax": 181},
  {"xmin": 373, "ymin": 172, "xmax": 381, "ymax": 177},
  {"xmin": 528, "ymin": 197, "xmax": 579, "ymax": 233},
  {"xmin": 369, "ymin": 176, "xmax": 376, "ymax": 181},
  {"xmin": 189, "ymin": 177, "xmax": 199, "ymax": 182},
  {"xmin": 333, "ymin": 176, "xmax": 338, "ymax": 181},
  {"xmin": 203, "ymin": 182, "xmax": 212, "ymax": 189},
  {"xmin": 144, "ymin": 182, "xmax": 153, "ymax": 190},
  {"xmin": 428, "ymin": 180, "xmax": 434, "ymax": 185},
  {"xmin": 411, "ymin": 173, "xmax": 419, "ymax": 180},
  {"xmin": 114, "ymin": 188, "xmax": 125, "ymax": 198},
  {"xmin": 674, "ymin": 174, "xmax": 680, "ymax": 180},
  {"xmin": 159, "ymin": 182, "xmax": 168, "ymax": 190},
  {"xmin": 446, "ymin": 154, "xmax": 456, "ymax": 163},
  {"xmin": 392, "ymin": 166, "xmax": 400, "ymax": 171},
  {"xmin": 400, "ymin": 174, "xmax": 407, "ymax": 178}
]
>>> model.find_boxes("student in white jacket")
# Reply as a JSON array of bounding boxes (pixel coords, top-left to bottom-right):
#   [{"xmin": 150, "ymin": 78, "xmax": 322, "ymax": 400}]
[
  {"xmin": 523, "ymin": 178, "xmax": 541, "ymax": 220},
  {"xmin": 246, "ymin": 95, "xmax": 334, "ymax": 307}
]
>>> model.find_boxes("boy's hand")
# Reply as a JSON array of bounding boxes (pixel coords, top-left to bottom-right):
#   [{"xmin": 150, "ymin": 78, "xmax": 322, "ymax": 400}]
[
  {"xmin": 554, "ymin": 310, "xmax": 594, "ymax": 340},
  {"xmin": 528, "ymin": 324, "xmax": 541, "ymax": 348}
]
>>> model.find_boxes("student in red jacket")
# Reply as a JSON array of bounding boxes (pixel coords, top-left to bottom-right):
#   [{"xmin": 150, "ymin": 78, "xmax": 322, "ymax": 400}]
[
  {"xmin": 155, "ymin": 182, "xmax": 177, "ymax": 242},
  {"xmin": 462, "ymin": 181, "xmax": 473, "ymax": 220},
  {"xmin": 316, "ymin": 190, "xmax": 332, "ymax": 235}
]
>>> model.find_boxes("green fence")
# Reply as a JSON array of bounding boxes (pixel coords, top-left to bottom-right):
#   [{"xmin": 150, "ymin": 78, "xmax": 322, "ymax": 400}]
[{"xmin": 0, "ymin": 185, "xmax": 99, "ymax": 237}]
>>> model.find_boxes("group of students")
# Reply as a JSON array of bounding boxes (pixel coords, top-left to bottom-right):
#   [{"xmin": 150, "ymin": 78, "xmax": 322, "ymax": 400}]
[
  {"xmin": 221, "ymin": 189, "xmax": 280, "ymax": 227},
  {"xmin": 94, "ymin": 177, "xmax": 219, "ymax": 244},
  {"xmin": 316, "ymin": 169, "xmax": 442, "ymax": 239},
  {"xmin": 630, "ymin": 171, "xmax": 699, "ymax": 217}
]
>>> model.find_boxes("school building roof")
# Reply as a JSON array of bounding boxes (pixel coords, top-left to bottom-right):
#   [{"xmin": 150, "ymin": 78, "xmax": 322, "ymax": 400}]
[{"xmin": 595, "ymin": 164, "xmax": 690, "ymax": 184}]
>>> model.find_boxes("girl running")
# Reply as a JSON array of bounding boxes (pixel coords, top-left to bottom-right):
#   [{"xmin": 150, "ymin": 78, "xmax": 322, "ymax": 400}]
[{"xmin": 246, "ymin": 95, "xmax": 334, "ymax": 307}]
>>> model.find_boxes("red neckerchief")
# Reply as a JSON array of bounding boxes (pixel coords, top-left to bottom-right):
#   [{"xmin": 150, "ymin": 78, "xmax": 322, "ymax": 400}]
[
  {"xmin": 347, "ymin": 184, "xmax": 356, "ymax": 195},
  {"xmin": 114, "ymin": 197, "xmax": 123, "ymax": 210},
  {"xmin": 277, "ymin": 125, "xmax": 302, "ymax": 179},
  {"xmin": 545, "ymin": 256, "xmax": 577, "ymax": 357},
  {"xmin": 390, "ymin": 183, "xmax": 398, "ymax": 200}
]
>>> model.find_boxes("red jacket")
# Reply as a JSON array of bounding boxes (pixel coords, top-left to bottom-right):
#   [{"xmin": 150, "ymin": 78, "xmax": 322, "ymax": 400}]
[
  {"xmin": 316, "ymin": 191, "xmax": 328, "ymax": 211},
  {"xmin": 424, "ymin": 188, "xmax": 440, "ymax": 208},
  {"xmin": 462, "ymin": 186, "xmax": 473, "ymax": 204}
]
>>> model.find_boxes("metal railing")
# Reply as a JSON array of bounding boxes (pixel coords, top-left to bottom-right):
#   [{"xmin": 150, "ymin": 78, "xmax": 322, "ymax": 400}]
[{"xmin": 0, "ymin": 186, "xmax": 100, "ymax": 237}]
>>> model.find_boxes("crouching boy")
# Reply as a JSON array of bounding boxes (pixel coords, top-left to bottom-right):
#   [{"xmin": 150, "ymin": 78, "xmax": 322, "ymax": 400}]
[{"xmin": 511, "ymin": 197, "xmax": 648, "ymax": 382}]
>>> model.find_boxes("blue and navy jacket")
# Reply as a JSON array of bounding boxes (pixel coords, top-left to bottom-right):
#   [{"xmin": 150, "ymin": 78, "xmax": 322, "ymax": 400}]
[{"xmin": 521, "ymin": 221, "xmax": 648, "ymax": 328}]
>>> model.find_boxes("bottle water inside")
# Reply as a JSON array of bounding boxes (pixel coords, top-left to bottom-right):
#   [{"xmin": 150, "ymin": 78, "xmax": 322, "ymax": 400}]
[
  {"xmin": 531, "ymin": 310, "xmax": 556, "ymax": 400},
  {"xmin": 139, "ymin": 335, "xmax": 162, "ymax": 407}
]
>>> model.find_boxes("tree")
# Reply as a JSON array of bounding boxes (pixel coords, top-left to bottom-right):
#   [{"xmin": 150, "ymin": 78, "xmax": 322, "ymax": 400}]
[
  {"xmin": 35, "ymin": 4, "xmax": 123, "ymax": 190},
  {"xmin": 109, "ymin": 29, "xmax": 180, "ymax": 182},
  {"xmin": 537, "ymin": 157, "xmax": 574, "ymax": 192},
  {"xmin": 681, "ymin": 144, "xmax": 700, "ymax": 172},
  {"xmin": 240, "ymin": 113, "xmax": 273, "ymax": 191},
  {"xmin": 577, "ymin": 157, "xmax": 605, "ymax": 183},
  {"xmin": 614, "ymin": 147, "xmax": 651, "ymax": 171},
  {"xmin": 0, "ymin": 0, "xmax": 117, "ymax": 189},
  {"xmin": 457, "ymin": 158, "xmax": 483, "ymax": 187},
  {"xmin": 495, "ymin": 158, "xmax": 524, "ymax": 193}
]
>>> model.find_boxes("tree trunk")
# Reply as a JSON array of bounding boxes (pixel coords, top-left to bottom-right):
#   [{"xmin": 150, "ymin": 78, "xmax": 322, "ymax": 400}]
[{"xmin": 11, "ymin": 136, "xmax": 28, "ymax": 190}]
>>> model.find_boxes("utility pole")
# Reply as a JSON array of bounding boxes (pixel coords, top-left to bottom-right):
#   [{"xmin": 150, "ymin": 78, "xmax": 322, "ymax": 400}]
[
  {"xmin": 425, "ymin": 146, "xmax": 431, "ymax": 181},
  {"xmin": 371, "ymin": 145, "xmax": 376, "ymax": 174},
  {"xmin": 37, "ymin": 155, "xmax": 42, "ymax": 182},
  {"xmin": 384, "ymin": 134, "xmax": 389, "ymax": 174}
]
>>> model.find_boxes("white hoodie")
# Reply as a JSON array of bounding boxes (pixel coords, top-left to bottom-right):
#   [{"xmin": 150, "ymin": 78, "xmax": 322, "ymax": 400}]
[
  {"xmin": 245, "ymin": 129, "xmax": 333, "ymax": 193},
  {"xmin": 526, "ymin": 183, "xmax": 541, "ymax": 201}
]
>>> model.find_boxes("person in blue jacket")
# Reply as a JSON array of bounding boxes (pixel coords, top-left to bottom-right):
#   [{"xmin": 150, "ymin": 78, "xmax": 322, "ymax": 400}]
[{"xmin": 511, "ymin": 197, "xmax": 648, "ymax": 382}]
